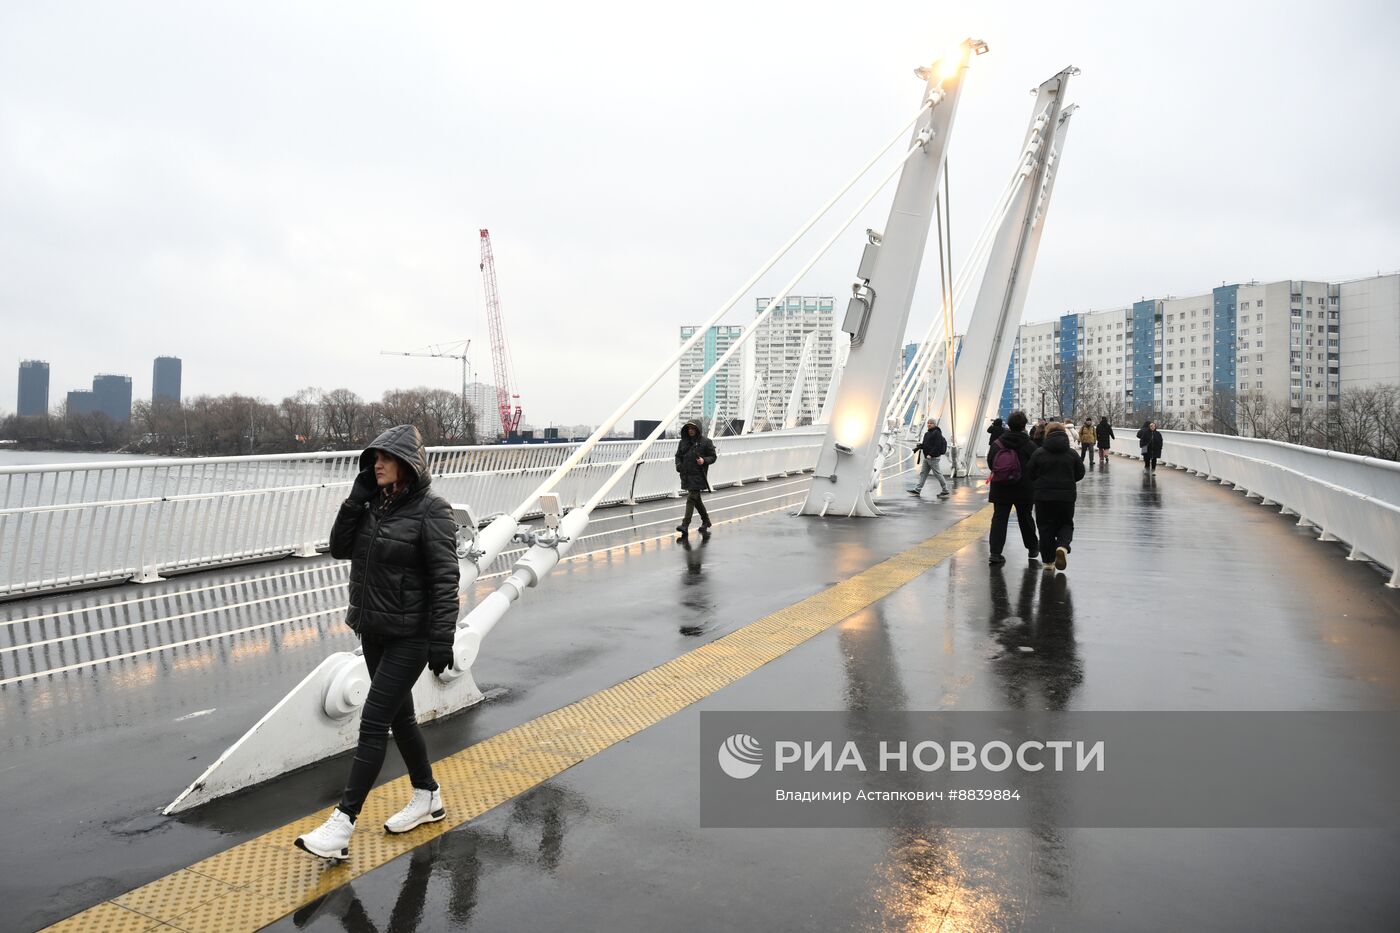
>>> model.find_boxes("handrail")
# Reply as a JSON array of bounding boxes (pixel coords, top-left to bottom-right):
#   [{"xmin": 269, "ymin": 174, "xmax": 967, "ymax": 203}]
[{"xmin": 1110, "ymin": 430, "xmax": 1400, "ymax": 587}]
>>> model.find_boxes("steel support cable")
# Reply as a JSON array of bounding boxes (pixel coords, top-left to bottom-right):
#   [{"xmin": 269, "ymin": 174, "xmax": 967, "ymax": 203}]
[
  {"xmin": 885, "ymin": 160, "xmax": 1027, "ymax": 421},
  {"xmin": 886, "ymin": 168, "xmax": 1029, "ymax": 425},
  {"xmin": 934, "ymin": 164, "xmax": 960, "ymax": 454},
  {"xmin": 502, "ymin": 100, "xmax": 935, "ymax": 524}
]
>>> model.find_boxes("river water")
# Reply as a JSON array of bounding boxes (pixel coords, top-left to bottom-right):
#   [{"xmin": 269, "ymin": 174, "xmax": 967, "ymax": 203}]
[{"xmin": 0, "ymin": 450, "xmax": 161, "ymax": 467}]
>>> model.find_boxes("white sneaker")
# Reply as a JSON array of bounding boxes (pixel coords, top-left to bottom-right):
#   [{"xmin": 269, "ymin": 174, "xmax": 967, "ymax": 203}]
[
  {"xmin": 384, "ymin": 787, "xmax": 445, "ymax": 834},
  {"xmin": 295, "ymin": 808, "xmax": 354, "ymax": 860}
]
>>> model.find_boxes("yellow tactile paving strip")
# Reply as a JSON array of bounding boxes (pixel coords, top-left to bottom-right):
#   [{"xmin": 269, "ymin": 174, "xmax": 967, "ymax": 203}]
[{"xmin": 44, "ymin": 506, "xmax": 993, "ymax": 933}]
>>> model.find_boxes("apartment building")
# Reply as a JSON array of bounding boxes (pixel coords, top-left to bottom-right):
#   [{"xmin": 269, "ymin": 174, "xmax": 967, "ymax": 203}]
[
  {"xmin": 677, "ymin": 324, "xmax": 746, "ymax": 427},
  {"xmin": 1339, "ymin": 273, "xmax": 1399, "ymax": 391},
  {"xmin": 996, "ymin": 276, "xmax": 1360, "ymax": 426},
  {"xmin": 751, "ymin": 296, "xmax": 835, "ymax": 428}
]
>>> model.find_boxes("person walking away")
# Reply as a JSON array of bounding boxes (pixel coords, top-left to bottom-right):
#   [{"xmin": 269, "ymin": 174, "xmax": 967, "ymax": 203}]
[
  {"xmin": 1026, "ymin": 422, "xmax": 1085, "ymax": 572},
  {"xmin": 295, "ymin": 424, "xmax": 460, "ymax": 861},
  {"xmin": 908, "ymin": 419, "xmax": 951, "ymax": 498},
  {"xmin": 987, "ymin": 417, "xmax": 1006, "ymax": 448},
  {"xmin": 675, "ymin": 420, "xmax": 717, "ymax": 536},
  {"xmin": 1095, "ymin": 416, "xmax": 1114, "ymax": 466},
  {"xmin": 1029, "ymin": 420, "xmax": 1046, "ymax": 447},
  {"xmin": 1144, "ymin": 422, "xmax": 1164, "ymax": 472},
  {"xmin": 1078, "ymin": 419, "xmax": 1097, "ymax": 465},
  {"xmin": 986, "ymin": 410, "xmax": 1038, "ymax": 565},
  {"xmin": 1135, "ymin": 420, "xmax": 1153, "ymax": 469}
]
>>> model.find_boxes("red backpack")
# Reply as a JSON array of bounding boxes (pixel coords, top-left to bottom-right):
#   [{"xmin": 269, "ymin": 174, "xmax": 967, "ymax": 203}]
[{"xmin": 989, "ymin": 440, "xmax": 1022, "ymax": 483}]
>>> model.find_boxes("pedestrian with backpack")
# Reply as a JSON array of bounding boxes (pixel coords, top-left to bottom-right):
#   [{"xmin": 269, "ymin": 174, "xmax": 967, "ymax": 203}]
[
  {"xmin": 1026, "ymin": 422, "xmax": 1086, "ymax": 572},
  {"xmin": 1078, "ymin": 419, "xmax": 1097, "ymax": 465},
  {"xmin": 986, "ymin": 410, "xmax": 1039, "ymax": 564},
  {"xmin": 908, "ymin": 419, "xmax": 950, "ymax": 498}
]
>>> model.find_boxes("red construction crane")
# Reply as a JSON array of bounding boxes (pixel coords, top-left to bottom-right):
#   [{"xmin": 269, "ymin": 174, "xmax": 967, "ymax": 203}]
[{"xmin": 478, "ymin": 229, "xmax": 523, "ymax": 437}]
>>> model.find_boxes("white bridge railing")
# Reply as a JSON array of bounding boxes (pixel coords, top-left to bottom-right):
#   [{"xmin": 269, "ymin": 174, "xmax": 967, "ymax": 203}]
[
  {"xmin": 1111, "ymin": 428, "xmax": 1400, "ymax": 587},
  {"xmin": 0, "ymin": 427, "xmax": 826, "ymax": 601}
]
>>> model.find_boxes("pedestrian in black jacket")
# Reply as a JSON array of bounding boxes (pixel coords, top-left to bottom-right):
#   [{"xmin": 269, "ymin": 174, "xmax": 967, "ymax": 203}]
[
  {"xmin": 297, "ymin": 424, "xmax": 459, "ymax": 861},
  {"xmin": 1095, "ymin": 417, "xmax": 1114, "ymax": 466},
  {"xmin": 1143, "ymin": 422, "xmax": 1164, "ymax": 472},
  {"xmin": 1135, "ymin": 420, "xmax": 1152, "ymax": 466},
  {"xmin": 675, "ymin": 420, "xmax": 718, "ymax": 536},
  {"xmin": 987, "ymin": 417, "xmax": 1006, "ymax": 447},
  {"xmin": 1026, "ymin": 423, "xmax": 1086, "ymax": 571},
  {"xmin": 986, "ymin": 410, "xmax": 1038, "ymax": 564},
  {"xmin": 908, "ymin": 420, "xmax": 951, "ymax": 498}
]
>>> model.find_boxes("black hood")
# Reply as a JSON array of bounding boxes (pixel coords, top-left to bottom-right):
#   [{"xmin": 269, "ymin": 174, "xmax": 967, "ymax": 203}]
[
  {"xmin": 1042, "ymin": 429, "xmax": 1072, "ymax": 453},
  {"xmin": 997, "ymin": 429, "xmax": 1032, "ymax": 451},
  {"xmin": 681, "ymin": 420, "xmax": 707, "ymax": 442},
  {"xmin": 358, "ymin": 424, "xmax": 431, "ymax": 489}
]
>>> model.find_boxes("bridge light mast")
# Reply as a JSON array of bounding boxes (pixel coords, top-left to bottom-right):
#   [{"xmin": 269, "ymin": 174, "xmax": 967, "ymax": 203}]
[
  {"xmin": 937, "ymin": 67, "xmax": 1078, "ymax": 475},
  {"xmin": 800, "ymin": 38, "xmax": 985, "ymax": 517}
]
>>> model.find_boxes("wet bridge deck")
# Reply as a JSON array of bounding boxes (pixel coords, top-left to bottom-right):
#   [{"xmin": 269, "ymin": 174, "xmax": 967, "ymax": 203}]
[{"xmin": 8, "ymin": 456, "xmax": 1400, "ymax": 932}]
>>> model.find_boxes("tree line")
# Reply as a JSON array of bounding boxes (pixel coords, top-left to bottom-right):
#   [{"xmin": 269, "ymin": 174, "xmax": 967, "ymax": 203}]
[{"xmin": 1, "ymin": 386, "xmax": 481, "ymax": 456}]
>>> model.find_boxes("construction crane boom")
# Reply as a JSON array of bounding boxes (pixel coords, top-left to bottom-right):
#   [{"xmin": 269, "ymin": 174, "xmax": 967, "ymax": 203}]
[
  {"xmin": 478, "ymin": 229, "xmax": 523, "ymax": 437},
  {"xmin": 379, "ymin": 339, "xmax": 473, "ymax": 440}
]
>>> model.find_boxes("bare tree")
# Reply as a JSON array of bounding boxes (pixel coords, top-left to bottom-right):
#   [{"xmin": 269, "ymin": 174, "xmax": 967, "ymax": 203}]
[
  {"xmin": 277, "ymin": 388, "xmax": 322, "ymax": 447},
  {"xmin": 1326, "ymin": 387, "xmax": 1381, "ymax": 457},
  {"xmin": 317, "ymin": 389, "xmax": 360, "ymax": 447},
  {"xmin": 1033, "ymin": 358, "xmax": 1113, "ymax": 423},
  {"xmin": 1373, "ymin": 385, "xmax": 1400, "ymax": 462}
]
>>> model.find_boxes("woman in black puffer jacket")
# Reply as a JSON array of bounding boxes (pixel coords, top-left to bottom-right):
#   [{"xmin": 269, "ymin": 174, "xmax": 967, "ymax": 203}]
[
  {"xmin": 1026, "ymin": 423, "xmax": 1086, "ymax": 572},
  {"xmin": 296, "ymin": 424, "xmax": 461, "ymax": 861}
]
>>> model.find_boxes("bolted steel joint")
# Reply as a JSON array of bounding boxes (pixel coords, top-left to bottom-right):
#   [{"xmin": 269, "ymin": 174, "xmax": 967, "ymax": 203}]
[{"xmin": 322, "ymin": 655, "xmax": 370, "ymax": 719}]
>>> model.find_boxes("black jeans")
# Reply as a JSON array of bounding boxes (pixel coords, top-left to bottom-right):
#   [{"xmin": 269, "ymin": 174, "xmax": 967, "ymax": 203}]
[
  {"xmin": 1145, "ymin": 454, "xmax": 1159, "ymax": 470},
  {"xmin": 681, "ymin": 490, "xmax": 711, "ymax": 527},
  {"xmin": 1034, "ymin": 501, "xmax": 1076, "ymax": 563},
  {"xmin": 339, "ymin": 633, "xmax": 437, "ymax": 818},
  {"xmin": 989, "ymin": 499, "xmax": 1038, "ymax": 556},
  {"xmin": 1080, "ymin": 443, "xmax": 1095, "ymax": 464}
]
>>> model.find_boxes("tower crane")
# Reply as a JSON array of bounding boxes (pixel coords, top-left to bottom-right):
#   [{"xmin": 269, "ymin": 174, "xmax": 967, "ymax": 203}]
[
  {"xmin": 379, "ymin": 339, "xmax": 473, "ymax": 440},
  {"xmin": 478, "ymin": 229, "xmax": 524, "ymax": 438}
]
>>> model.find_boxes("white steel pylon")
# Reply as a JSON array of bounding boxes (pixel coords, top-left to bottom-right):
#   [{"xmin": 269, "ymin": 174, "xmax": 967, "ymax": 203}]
[
  {"xmin": 800, "ymin": 38, "xmax": 984, "ymax": 517},
  {"xmin": 939, "ymin": 67, "xmax": 1079, "ymax": 475}
]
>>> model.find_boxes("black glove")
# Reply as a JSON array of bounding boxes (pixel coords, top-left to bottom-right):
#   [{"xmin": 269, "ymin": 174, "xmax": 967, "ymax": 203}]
[
  {"xmin": 428, "ymin": 642, "xmax": 453, "ymax": 676},
  {"xmin": 349, "ymin": 469, "xmax": 378, "ymax": 504}
]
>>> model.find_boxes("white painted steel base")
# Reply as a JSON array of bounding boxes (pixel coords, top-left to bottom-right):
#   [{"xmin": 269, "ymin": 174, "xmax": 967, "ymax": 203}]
[{"xmin": 165, "ymin": 650, "xmax": 483, "ymax": 814}]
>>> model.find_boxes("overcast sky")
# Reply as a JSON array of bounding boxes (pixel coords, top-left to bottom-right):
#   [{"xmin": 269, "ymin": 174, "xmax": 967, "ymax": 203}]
[{"xmin": 3, "ymin": 0, "xmax": 1398, "ymax": 425}]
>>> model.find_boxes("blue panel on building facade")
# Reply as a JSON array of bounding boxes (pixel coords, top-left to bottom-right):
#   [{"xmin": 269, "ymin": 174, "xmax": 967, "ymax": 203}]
[
  {"xmin": 997, "ymin": 345, "xmax": 1016, "ymax": 419},
  {"xmin": 1058, "ymin": 313, "xmax": 1078, "ymax": 416},
  {"xmin": 1131, "ymin": 300, "xmax": 1157, "ymax": 416},
  {"xmin": 1212, "ymin": 285, "xmax": 1238, "ymax": 423},
  {"xmin": 701, "ymin": 327, "xmax": 717, "ymax": 420}
]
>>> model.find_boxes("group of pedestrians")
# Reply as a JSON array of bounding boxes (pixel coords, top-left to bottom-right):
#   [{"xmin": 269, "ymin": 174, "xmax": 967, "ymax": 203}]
[
  {"xmin": 1078, "ymin": 417, "xmax": 1114, "ymax": 466},
  {"xmin": 985, "ymin": 411, "xmax": 1088, "ymax": 573}
]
